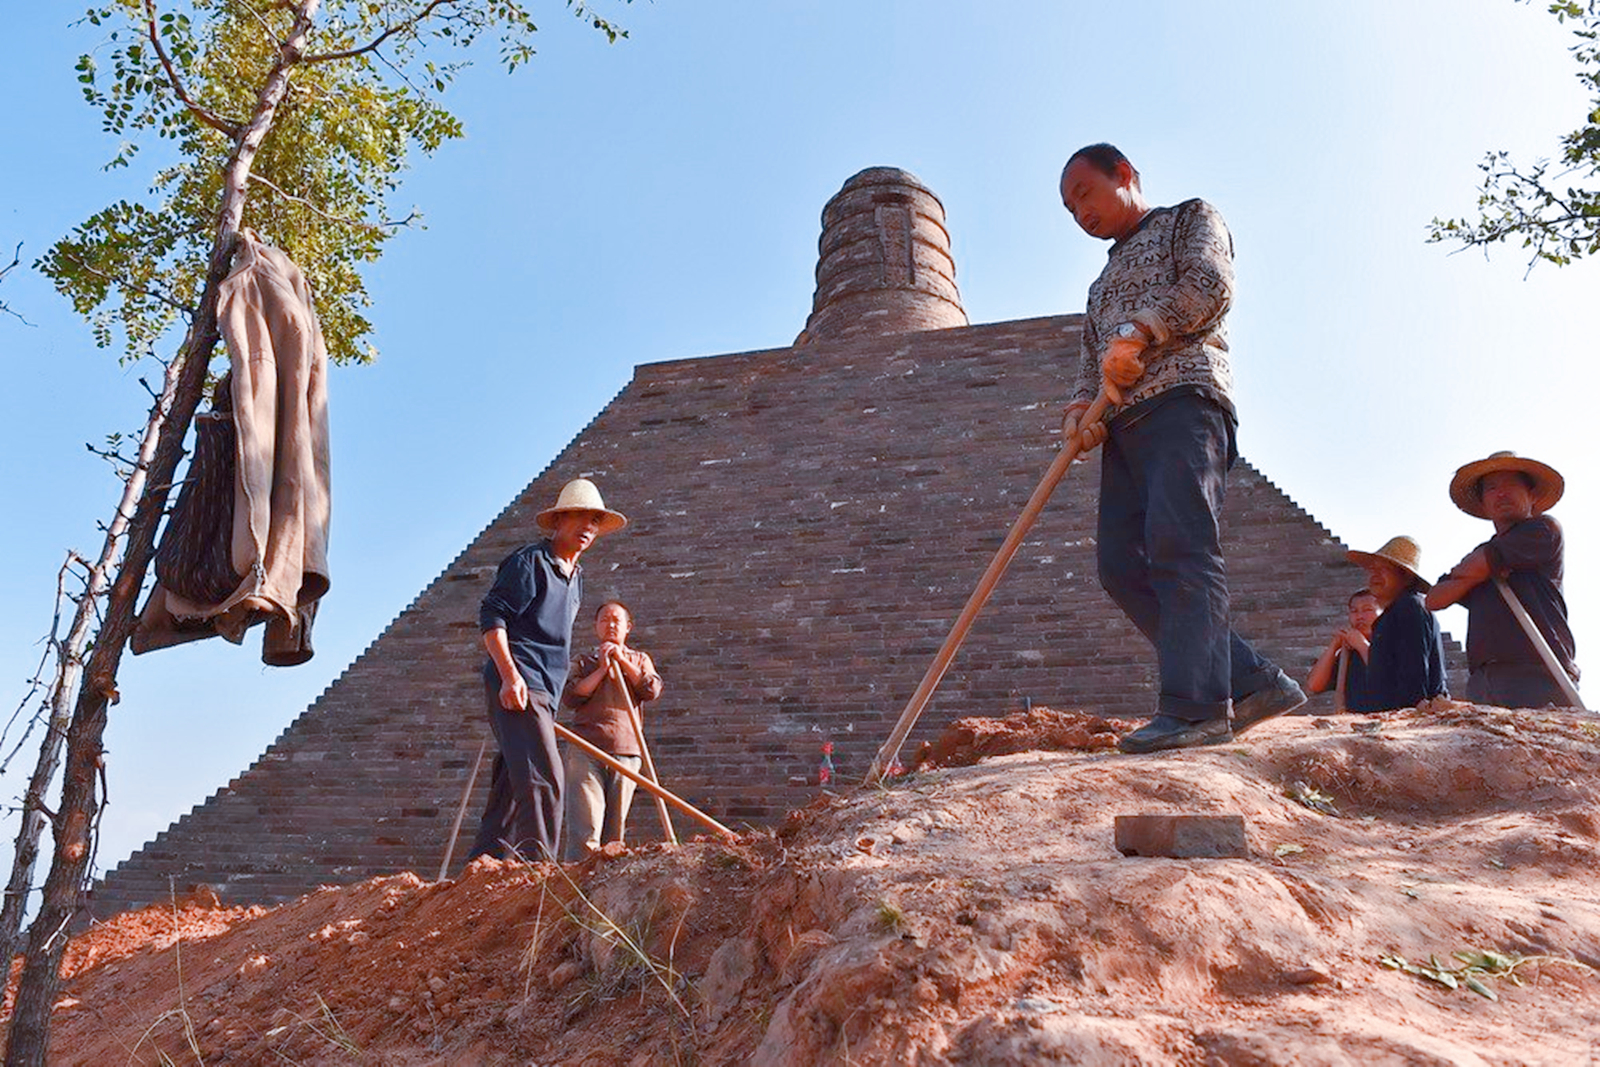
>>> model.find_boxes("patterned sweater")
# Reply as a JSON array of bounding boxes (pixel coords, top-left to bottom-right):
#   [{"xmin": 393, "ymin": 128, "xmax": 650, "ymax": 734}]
[{"xmin": 1071, "ymin": 198, "xmax": 1236, "ymax": 419}]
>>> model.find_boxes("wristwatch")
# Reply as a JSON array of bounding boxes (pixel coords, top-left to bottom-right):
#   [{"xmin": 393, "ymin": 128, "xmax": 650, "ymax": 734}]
[{"xmin": 1113, "ymin": 322, "xmax": 1144, "ymax": 340}]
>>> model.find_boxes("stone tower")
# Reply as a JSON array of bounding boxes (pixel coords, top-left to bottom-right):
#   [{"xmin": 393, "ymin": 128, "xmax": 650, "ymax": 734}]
[
  {"xmin": 795, "ymin": 167, "xmax": 968, "ymax": 346},
  {"xmin": 91, "ymin": 169, "xmax": 1464, "ymax": 916}
]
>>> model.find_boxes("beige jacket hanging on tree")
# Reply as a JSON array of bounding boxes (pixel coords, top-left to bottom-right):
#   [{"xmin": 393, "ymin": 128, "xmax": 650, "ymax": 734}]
[{"xmin": 133, "ymin": 231, "xmax": 331, "ymax": 665}]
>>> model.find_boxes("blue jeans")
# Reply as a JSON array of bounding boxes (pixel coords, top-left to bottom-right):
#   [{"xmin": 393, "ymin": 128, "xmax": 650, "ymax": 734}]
[{"xmin": 1096, "ymin": 393, "xmax": 1276, "ymax": 722}]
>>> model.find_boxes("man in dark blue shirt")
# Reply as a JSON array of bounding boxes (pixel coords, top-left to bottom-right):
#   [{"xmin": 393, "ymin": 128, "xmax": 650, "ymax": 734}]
[
  {"xmin": 469, "ymin": 478, "xmax": 628, "ymax": 862},
  {"xmin": 1427, "ymin": 451, "xmax": 1577, "ymax": 707},
  {"xmin": 1348, "ymin": 535, "xmax": 1448, "ymax": 710}
]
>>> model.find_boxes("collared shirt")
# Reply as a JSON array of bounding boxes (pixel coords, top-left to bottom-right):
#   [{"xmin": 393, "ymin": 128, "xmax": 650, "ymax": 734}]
[
  {"xmin": 1366, "ymin": 591, "xmax": 1448, "ymax": 711},
  {"xmin": 1456, "ymin": 515, "xmax": 1577, "ymax": 681},
  {"xmin": 561, "ymin": 648, "xmax": 663, "ymax": 755},
  {"xmin": 479, "ymin": 539, "xmax": 583, "ymax": 700},
  {"xmin": 1338, "ymin": 648, "xmax": 1383, "ymax": 715}
]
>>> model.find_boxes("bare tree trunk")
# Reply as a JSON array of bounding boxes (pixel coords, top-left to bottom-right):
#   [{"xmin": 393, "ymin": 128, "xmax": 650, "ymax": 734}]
[
  {"xmin": 2, "ymin": 268, "xmax": 224, "ymax": 1067},
  {"xmin": 0, "ymin": 316, "xmax": 204, "ymax": 965},
  {"xmin": 0, "ymin": 560, "xmax": 84, "ymax": 970},
  {"xmin": 2, "ymin": 6, "xmax": 322, "ymax": 1063},
  {"xmin": 0, "ymin": 417, "xmax": 164, "ymax": 966}
]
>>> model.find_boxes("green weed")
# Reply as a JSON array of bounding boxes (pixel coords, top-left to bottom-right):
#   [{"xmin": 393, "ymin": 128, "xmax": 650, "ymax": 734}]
[{"xmin": 1379, "ymin": 948, "xmax": 1595, "ymax": 1001}]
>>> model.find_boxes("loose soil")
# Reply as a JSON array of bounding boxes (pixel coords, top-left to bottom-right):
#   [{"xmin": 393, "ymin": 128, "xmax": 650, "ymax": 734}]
[{"xmin": 12, "ymin": 702, "xmax": 1600, "ymax": 1065}]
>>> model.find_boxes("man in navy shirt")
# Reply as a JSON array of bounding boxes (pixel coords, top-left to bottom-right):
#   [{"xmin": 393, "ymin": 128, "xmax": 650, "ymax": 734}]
[
  {"xmin": 1427, "ymin": 451, "xmax": 1577, "ymax": 707},
  {"xmin": 1348, "ymin": 535, "xmax": 1448, "ymax": 711},
  {"xmin": 469, "ymin": 478, "xmax": 628, "ymax": 862}
]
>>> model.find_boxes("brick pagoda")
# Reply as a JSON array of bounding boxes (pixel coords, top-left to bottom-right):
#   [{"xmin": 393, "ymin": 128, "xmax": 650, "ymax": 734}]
[{"xmin": 92, "ymin": 168, "xmax": 1463, "ymax": 915}]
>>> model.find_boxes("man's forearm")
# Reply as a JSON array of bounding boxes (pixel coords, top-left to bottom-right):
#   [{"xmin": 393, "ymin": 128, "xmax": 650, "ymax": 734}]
[
  {"xmin": 483, "ymin": 627, "xmax": 519, "ymax": 684},
  {"xmin": 1306, "ymin": 636, "xmax": 1340, "ymax": 693},
  {"xmin": 1424, "ymin": 575, "xmax": 1477, "ymax": 611}
]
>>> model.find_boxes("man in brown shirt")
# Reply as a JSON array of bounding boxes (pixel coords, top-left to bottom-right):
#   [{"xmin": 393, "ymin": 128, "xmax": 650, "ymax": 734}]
[{"xmin": 560, "ymin": 600, "xmax": 664, "ymax": 857}]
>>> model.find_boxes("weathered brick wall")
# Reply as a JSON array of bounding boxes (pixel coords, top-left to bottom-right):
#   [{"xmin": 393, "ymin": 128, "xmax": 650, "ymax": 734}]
[{"xmin": 91, "ymin": 313, "xmax": 1465, "ymax": 916}]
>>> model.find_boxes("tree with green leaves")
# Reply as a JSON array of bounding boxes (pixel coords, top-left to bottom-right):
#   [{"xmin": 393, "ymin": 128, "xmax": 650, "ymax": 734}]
[
  {"xmin": 2, "ymin": 3, "xmax": 626, "ymax": 1063},
  {"xmin": 1429, "ymin": 0, "xmax": 1600, "ymax": 268}
]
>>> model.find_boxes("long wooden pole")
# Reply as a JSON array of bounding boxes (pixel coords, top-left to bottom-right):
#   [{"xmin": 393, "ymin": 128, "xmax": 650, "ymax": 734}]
[
  {"xmin": 1492, "ymin": 577, "xmax": 1586, "ymax": 709},
  {"xmin": 437, "ymin": 739, "xmax": 487, "ymax": 880},
  {"xmin": 610, "ymin": 662, "xmax": 678, "ymax": 844},
  {"xmin": 1334, "ymin": 650, "xmax": 1350, "ymax": 714},
  {"xmin": 553, "ymin": 721, "xmax": 737, "ymax": 841},
  {"xmin": 866, "ymin": 391, "xmax": 1113, "ymax": 784}
]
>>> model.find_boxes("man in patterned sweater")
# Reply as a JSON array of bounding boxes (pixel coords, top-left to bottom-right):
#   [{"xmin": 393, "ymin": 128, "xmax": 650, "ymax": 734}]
[{"xmin": 1059, "ymin": 143, "xmax": 1305, "ymax": 753}]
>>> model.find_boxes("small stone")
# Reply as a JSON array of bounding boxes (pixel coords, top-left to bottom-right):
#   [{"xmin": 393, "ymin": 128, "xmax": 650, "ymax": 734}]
[
  {"xmin": 1115, "ymin": 814, "xmax": 1249, "ymax": 858},
  {"xmin": 1285, "ymin": 966, "xmax": 1332, "ymax": 985},
  {"xmin": 547, "ymin": 960, "xmax": 583, "ymax": 991},
  {"xmin": 427, "ymin": 975, "xmax": 446, "ymax": 993},
  {"xmin": 1015, "ymin": 996, "xmax": 1069, "ymax": 1014}
]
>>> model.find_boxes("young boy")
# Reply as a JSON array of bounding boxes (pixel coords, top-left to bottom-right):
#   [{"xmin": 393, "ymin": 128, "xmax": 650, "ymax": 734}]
[
  {"xmin": 561, "ymin": 600, "xmax": 663, "ymax": 857},
  {"xmin": 1305, "ymin": 589, "xmax": 1381, "ymax": 712}
]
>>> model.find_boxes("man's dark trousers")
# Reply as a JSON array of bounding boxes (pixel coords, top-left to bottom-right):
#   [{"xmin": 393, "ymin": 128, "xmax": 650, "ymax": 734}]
[
  {"xmin": 468, "ymin": 678, "xmax": 563, "ymax": 861},
  {"xmin": 1466, "ymin": 663, "xmax": 1569, "ymax": 708},
  {"xmin": 1096, "ymin": 392, "xmax": 1275, "ymax": 723}
]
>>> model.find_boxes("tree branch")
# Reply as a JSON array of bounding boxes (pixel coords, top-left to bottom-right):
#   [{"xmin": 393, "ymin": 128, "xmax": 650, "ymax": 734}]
[
  {"xmin": 51, "ymin": 249, "xmax": 195, "ymax": 318},
  {"xmin": 0, "ymin": 242, "xmax": 32, "ymax": 326},
  {"xmin": 144, "ymin": 1, "xmax": 243, "ymax": 139},
  {"xmin": 247, "ymin": 172, "xmax": 420, "ymax": 231},
  {"xmin": 300, "ymin": 0, "xmax": 457, "ymax": 64}
]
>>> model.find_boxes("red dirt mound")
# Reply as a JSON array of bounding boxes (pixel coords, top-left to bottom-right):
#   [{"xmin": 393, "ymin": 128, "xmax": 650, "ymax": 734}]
[
  {"xmin": 12, "ymin": 702, "xmax": 1600, "ymax": 1065},
  {"xmin": 912, "ymin": 705, "xmax": 1136, "ymax": 768}
]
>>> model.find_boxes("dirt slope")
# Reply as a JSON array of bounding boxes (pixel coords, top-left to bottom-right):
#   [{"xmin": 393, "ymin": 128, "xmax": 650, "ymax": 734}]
[{"xmin": 18, "ymin": 702, "xmax": 1600, "ymax": 1065}]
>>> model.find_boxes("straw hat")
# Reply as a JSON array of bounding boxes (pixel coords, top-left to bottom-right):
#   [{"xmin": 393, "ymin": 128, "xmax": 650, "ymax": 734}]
[
  {"xmin": 1448, "ymin": 450, "xmax": 1564, "ymax": 519},
  {"xmin": 1347, "ymin": 535, "xmax": 1431, "ymax": 591},
  {"xmin": 536, "ymin": 478, "xmax": 628, "ymax": 534}
]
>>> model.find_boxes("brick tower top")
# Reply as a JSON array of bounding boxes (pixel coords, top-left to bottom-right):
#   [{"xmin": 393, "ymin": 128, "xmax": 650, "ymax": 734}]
[{"xmin": 795, "ymin": 167, "xmax": 969, "ymax": 346}]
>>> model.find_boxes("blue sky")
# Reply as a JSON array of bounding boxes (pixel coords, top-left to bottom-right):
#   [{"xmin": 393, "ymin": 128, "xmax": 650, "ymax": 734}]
[{"xmin": 2, "ymin": 0, "xmax": 1595, "ymax": 881}]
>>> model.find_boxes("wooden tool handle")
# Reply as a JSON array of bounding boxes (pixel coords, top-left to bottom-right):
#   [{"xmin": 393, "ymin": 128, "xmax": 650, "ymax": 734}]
[
  {"xmin": 866, "ymin": 390, "xmax": 1114, "ymax": 784},
  {"xmin": 610, "ymin": 660, "xmax": 679, "ymax": 844}
]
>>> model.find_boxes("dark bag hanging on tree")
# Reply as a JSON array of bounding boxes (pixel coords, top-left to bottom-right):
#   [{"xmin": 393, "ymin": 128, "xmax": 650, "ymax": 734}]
[{"xmin": 154, "ymin": 372, "xmax": 241, "ymax": 606}]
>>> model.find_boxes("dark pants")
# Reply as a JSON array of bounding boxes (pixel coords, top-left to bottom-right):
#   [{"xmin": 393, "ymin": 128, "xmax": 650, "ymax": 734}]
[
  {"xmin": 468, "ymin": 677, "xmax": 563, "ymax": 862},
  {"xmin": 1466, "ymin": 663, "xmax": 1571, "ymax": 708},
  {"xmin": 1097, "ymin": 393, "xmax": 1275, "ymax": 722}
]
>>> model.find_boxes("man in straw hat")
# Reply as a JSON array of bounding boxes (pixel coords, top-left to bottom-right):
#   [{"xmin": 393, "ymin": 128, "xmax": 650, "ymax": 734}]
[
  {"xmin": 1425, "ymin": 451, "xmax": 1578, "ymax": 707},
  {"xmin": 1347, "ymin": 535, "xmax": 1448, "ymax": 711},
  {"xmin": 468, "ymin": 478, "xmax": 628, "ymax": 862},
  {"xmin": 1059, "ymin": 143, "xmax": 1306, "ymax": 753}
]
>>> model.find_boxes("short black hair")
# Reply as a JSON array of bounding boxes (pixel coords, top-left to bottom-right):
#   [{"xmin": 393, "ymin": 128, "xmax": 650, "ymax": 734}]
[
  {"xmin": 596, "ymin": 599, "xmax": 632, "ymax": 624},
  {"xmin": 1348, "ymin": 589, "xmax": 1378, "ymax": 607},
  {"xmin": 1065, "ymin": 143, "xmax": 1140, "ymax": 186}
]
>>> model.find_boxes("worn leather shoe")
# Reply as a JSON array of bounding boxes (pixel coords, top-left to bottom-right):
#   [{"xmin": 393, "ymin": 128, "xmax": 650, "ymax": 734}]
[
  {"xmin": 1231, "ymin": 669, "xmax": 1308, "ymax": 736},
  {"xmin": 1117, "ymin": 714, "xmax": 1233, "ymax": 754}
]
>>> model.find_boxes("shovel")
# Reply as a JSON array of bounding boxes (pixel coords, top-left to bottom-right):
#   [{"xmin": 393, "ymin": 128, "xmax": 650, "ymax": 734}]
[
  {"xmin": 866, "ymin": 389, "xmax": 1113, "ymax": 783},
  {"xmin": 1492, "ymin": 576, "xmax": 1585, "ymax": 709},
  {"xmin": 610, "ymin": 660, "xmax": 679, "ymax": 844},
  {"xmin": 554, "ymin": 720, "xmax": 737, "ymax": 840}
]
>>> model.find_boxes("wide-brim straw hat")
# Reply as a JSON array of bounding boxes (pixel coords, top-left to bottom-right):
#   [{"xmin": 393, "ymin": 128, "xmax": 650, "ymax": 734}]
[
  {"xmin": 1448, "ymin": 450, "xmax": 1564, "ymax": 519},
  {"xmin": 536, "ymin": 478, "xmax": 628, "ymax": 534},
  {"xmin": 1347, "ymin": 535, "xmax": 1431, "ymax": 591}
]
